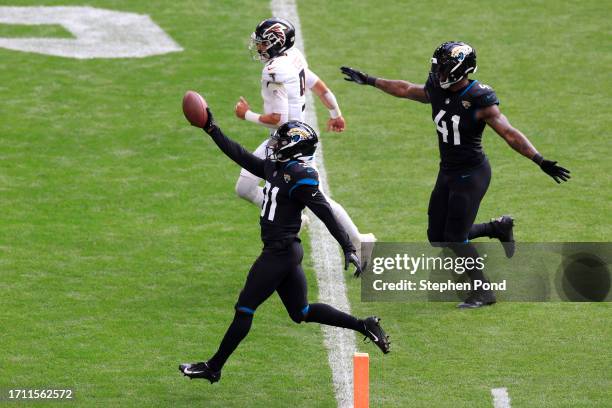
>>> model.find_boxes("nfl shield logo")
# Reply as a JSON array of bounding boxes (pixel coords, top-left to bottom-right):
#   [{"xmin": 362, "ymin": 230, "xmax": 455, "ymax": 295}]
[
  {"xmin": 284, "ymin": 173, "xmax": 291, "ymax": 183},
  {"xmin": 462, "ymin": 100, "xmax": 471, "ymax": 109}
]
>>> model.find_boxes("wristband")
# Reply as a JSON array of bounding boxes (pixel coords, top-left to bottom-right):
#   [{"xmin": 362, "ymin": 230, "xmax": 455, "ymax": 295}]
[
  {"xmin": 329, "ymin": 109, "xmax": 342, "ymax": 119},
  {"xmin": 323, "ymin": 91, "xmax": 342, "ymax": 119},
  {"xmin": 366, "ymin": 75, "xmax": 377, "ymax": 86},
  {"xmin": 245, "ymin": 110, "xmax": 261, "ymax": 124},
  {"xmin": 531, "ymin": 153, "xmax": 544, "ymax": 165}
]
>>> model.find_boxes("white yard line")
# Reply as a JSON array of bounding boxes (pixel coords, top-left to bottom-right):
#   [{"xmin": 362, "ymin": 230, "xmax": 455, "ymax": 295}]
[
  {"xmin": 269, "ymin": 1, "xmax": 356, "ymax": 407},
  {"xmin": 491, "ymin": 387, "xmax": 512, "ymax": 408}
]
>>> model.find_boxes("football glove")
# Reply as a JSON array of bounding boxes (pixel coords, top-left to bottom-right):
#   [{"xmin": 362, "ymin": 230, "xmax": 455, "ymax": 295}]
[
  {"xmin": 203, "ymin": 107, "xmax": 218, "ymax": 135},
  {"xmin": 533, "ymin": 154, "xmax": 571, "ymax": 183},
  {"xmin": 340, "ymin": 66, "xmax": 377, "ymax": 86},
  {"xmin": 345, "ymin": 251, "xmax": 363, "ymax": 278}
]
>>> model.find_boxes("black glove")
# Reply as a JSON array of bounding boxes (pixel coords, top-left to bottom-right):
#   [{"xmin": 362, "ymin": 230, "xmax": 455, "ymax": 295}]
[
  {"xmin": 340, "ymin": 66, "xmax": 377, "ymax": 86},
  {"xmin": 203, "ymin": 107, "xmax": 218, "ymax": 135},
  {"xmin": 532, "ymin": 154, "xmax": 571, "ymax": 184},
  {"xmin": 345, "ymin": 251, "xmax": 363, "ymax": 278}
]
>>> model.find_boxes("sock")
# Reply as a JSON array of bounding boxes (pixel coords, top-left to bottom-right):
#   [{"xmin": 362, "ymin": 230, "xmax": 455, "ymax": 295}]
[
  {"xmin": 208, "ymin": 311, "xmax": 253, "ymax": 371},
  {"xmin": 327, "ymin": 198, "xmax": 361, "ymax": 243},
  {"xmin": 304, "ymin": 303, "xmax": 365, "ymax": 335},
  {"xmin": 468, "ymin": 222, "xmax": 494, "ymax": 239}
]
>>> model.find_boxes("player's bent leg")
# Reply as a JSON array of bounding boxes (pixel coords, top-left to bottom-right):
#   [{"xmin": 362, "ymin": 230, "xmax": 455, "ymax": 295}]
[
  {"xmin": 179, "ymin": 306, "xmax": 254, "ymax": 383},
  {"xmin": 235, "ymin": 173, "xmax": 264, "ymax": 207},
  {"xmin": 444, "ymin": 167, "xmax": 496, "ymax": 308},
  {"xmin": 181, "ymin": 248, "xmax": 287, "ymax": 381},
  {"xmin": 234, "ymin": 138, "xmax": 269, "ymax": 206},
  {"xmin": 302, "ymin": 304, "xmax": 390, "ymax": 354},
  {"xmin": 205, "ymin": 307, "xmax": 254, "ymax": 374},
  {"xmin": 427, "ymin": 170, "xmax": 450, "ymax": 247},
  {"xmin": 469, "ymin": 215, "xmax": 515, "ymax": 258}
]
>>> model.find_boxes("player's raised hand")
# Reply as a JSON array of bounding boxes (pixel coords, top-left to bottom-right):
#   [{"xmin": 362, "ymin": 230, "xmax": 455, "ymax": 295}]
[
  {"xmin": 327, "ymin": 116, "xmax": 346, "ymax": 132},
  {"xmin": 340, "ymin": 66, "xmax": 376, "ymax": 86},
  {"xmin": 234, "ymin": 96, "xmax": 250, "ymax": 119},
  {"xmin": 345, "ymin": 251, "xmax": 363, "ymax": 277}
]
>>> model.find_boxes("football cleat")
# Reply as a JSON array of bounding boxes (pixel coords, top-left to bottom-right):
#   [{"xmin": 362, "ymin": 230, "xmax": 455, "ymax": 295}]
[
  {"xmin": 491, "ymin": 215, "xmax": 515, "ymax": 258},
  {"xmin": 457, "ymin": 290, "xmax": 497, "ymax": 309},
  {"xmin": 362, "ymin": 316, "xmax": 390, "ymax": 354},
  {"xmin": 179, "ymin": 361, "xmax": 221, "ymax": 384}
]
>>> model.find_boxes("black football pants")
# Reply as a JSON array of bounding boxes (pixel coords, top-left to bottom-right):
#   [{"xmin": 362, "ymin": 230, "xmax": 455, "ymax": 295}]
[
  {"xmin": 207, "ymin": 239, "xmax": 364, "ymax": 371},
  {"xmin": 427, "ymin": 159, "xmax": 492, "ymax": 283}
]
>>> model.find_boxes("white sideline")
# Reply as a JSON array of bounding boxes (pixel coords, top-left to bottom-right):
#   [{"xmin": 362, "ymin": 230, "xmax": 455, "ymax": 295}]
[
  {"xmin": 270, "ymin": 1, "xmax": 357, "ymax": 407},
  {"xmin": 491, "ymin": 387, "xmax": 512, "ymax": 408}
]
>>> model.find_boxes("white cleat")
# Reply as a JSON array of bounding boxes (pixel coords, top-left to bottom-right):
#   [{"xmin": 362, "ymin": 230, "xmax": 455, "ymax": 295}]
[{"xmin": 355, "ymin": 233, "xmax": 377, "ymax": 270}]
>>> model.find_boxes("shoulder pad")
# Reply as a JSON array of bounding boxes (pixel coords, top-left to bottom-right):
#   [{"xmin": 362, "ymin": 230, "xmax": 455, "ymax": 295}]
[
  {"xmin": 284, "ymin": 161, "xmax": 319, "ymax": 184},
  {"xmin": 425, "ymin": 74, "xmax": 435, "ymax": 93},
  {"xmin": 262, "ymin": 56, "xmax": 294, "ymax": 83},
  {"xmin": 468, "ymin": 81, "xmax": 499, "ymax": 107}
]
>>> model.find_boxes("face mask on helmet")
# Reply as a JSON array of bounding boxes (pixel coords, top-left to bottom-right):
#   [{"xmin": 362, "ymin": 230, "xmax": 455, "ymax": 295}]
[
  {"xmin": 249, "ymin": 18, "xmax": 295, "ymax": 62},
  {"xmin": 266, "ymin": 121, "xmax": 317, "ymax": 162},
  {"xmin": 430, "ymin": 42, "xmax": 477, "ymax": 89}
]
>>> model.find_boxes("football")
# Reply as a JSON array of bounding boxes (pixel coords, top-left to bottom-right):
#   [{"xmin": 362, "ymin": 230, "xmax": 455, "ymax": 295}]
[{"xmin": 182, "ymin": 90, "xmax": 208, "ymax": 128}]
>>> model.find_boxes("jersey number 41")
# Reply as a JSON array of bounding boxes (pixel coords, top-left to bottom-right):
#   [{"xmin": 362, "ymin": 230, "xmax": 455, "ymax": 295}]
[{"xmin": 434, "ymin": 109, "xmax": 461, "ymax": 145}]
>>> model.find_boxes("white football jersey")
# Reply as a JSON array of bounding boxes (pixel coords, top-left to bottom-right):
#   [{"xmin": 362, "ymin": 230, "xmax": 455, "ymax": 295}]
[{"xmin": 261, "ymin": 48, "xmax": 318, "ymax": 125}]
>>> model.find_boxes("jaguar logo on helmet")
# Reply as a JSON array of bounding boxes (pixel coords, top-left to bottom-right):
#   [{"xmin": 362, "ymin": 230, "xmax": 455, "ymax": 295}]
[
  {"xmin": 451, "ymin": 44, "xmax": 473, "ymax": 62},
  {"xmin": 287, "ymin": 128, "xmax": 309, "ymax": 142}
]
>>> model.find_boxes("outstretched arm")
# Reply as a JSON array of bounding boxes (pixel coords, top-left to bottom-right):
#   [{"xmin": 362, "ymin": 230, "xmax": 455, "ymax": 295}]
[
  {"xmin": 478, "ymin": 104, "xmax": 571, "ymax": 183},
  {"xmin": 204, "ymin": 109, "xmax": 265, "ymax": 178},
  {"xmin": 340, "ymin": 66, "xmax": 429, "ymax": 103},
  {"xmin": 292, "ymin": 185, "xmax": 362, "ymax": 276}
]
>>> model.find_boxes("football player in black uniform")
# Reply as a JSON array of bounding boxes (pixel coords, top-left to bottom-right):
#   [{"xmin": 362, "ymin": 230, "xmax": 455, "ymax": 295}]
[
  {"xmin": 179, "ymin": 110, "xmax": 390, "ymax": 383},
  {"xmin": 341, "ymin": 41, "xmax": 570, "ymax": 308}
]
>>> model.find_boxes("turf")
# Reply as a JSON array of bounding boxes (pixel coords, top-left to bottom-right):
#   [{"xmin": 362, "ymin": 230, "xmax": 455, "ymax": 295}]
[
  {"xmin": 300, "ymin": 0, "xmax": 611, "ymax": 406},
  {"xmin": 1, "ymin": 0, "xmax": 610, "ymax": 407}
]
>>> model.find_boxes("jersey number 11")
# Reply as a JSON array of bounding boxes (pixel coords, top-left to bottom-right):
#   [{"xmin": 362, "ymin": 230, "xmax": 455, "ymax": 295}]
[{"xmin": 261, "ymin": 181, "xmax": 279, "ymax": 221}]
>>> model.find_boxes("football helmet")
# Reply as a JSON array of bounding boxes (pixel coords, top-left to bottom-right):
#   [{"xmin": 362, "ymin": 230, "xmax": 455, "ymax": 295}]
[
  {"xmin": 430, "ymin": 41, "xmax": 477, "ymax": 89},
  {"xmin": 266, "ymin": 121, "xmax": 317, "ymax": 162},
  {"xmin": 249, "ymin": 17, "xmax": 295, "ymax": 62}
]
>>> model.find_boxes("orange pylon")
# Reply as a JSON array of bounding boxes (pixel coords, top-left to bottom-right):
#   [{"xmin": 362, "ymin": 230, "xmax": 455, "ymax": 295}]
[{"xmin": 353, "ymin": 352, "xmax": 369, "ymax": 408}]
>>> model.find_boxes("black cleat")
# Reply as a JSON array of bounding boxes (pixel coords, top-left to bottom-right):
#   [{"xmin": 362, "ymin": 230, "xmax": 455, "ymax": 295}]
[
  {"xmin": 179, "ymin": 361, "xmax": 221, "ymax": 384},
  {"xmin": 457, "ymin": 290, "xmax": 497, "ymax": 309},
  {"xmin": 491, "ymin": 215, "xmax": 515, "ymax": 258},
  {"xmin": 362, "ymin": 316, "xmax": 390, "ymax": 354}
]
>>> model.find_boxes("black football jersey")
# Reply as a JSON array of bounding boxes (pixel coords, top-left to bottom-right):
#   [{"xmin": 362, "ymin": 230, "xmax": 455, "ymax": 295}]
[
  {"xmin": 259, "ymin": 160, "xmax": 319, "ymax": 242},
  {"xmin": 424, "ymin": 78, "xmax": 499, "ymax": 171},
  {"xmin": 205, "ymin": 126, "xmax": 354, "ymax": 252}
]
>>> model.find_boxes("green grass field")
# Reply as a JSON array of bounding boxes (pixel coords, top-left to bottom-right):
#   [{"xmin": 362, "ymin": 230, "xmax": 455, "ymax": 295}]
[{"xmin": 1, "ymin": 0, "xmax": 610, "ymax": 406}]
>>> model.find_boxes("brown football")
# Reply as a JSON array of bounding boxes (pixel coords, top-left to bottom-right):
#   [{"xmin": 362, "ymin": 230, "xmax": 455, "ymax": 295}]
[{"xmin": 182, "ymin": 90, "xmax": 208, "ymax": 128}]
